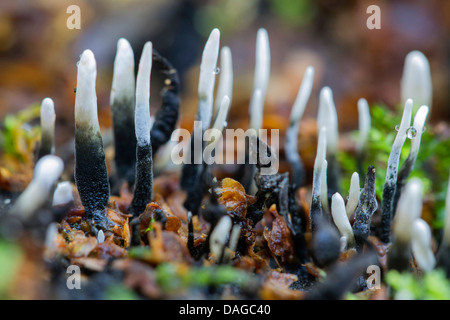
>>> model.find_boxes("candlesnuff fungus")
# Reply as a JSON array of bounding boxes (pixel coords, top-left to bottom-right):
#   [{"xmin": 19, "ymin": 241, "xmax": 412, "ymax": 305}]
[
  {"xmin": 241, "ymin": 28, "xmax": 270, "ymax": 192},
  {"xmin": 411, "ymin": 219, "xmax": 436, "ymax": 273},
  {"xmin": 436, "ymin": 173, "xmax": 450, "ymax": 277},
  {"xmin": 380, "ymin": 99, "xmax": 413, "ymax": 244},
  {"xmin": 52, "ymin": 181, "xmax": 74, "ymax": 206},
  {"xmin": 311, "ymin": 215, "xmax": 341, "ymax": 268},
  {"xmin": 393, "ymin": 105, "xmax": 429, "ymax": 211},
  {"xmin": 346, "ymin": 172, "xmax": 360, "ymax": 218},
  {"xmin": 401, "ymin": 51, "xmax": 432, "ymax": 112},
  {"xmin": 388, "ymin": 178, "xmax": 423, "ymax": 272},
  {"xmin": 110, "ymin": 38, "xmax": 137, "ymax": 189},
  {"xmin": 310, "ymin": 126, "xmax": 327, "ymax": 231},
  {"xmin": 352, "ymin": 165, "xmax": 377, "ymax": 251},
  {"xmin": 37, "ymin": 97, "xmax": 56, "ymax": 160},
  {"xmin": 285, "ymin": 66, "xmax": 314, "ymax": 189},
  {"xmin": 181, "ymin": 28, "xmax": 220, "ymax": 195},
  {"xmin": 74, "ymin": 50, "xmax": 110, "ymax": 221},
  {"xmin": 11, "ymin": 155, "xmax": 64, "ymax": 219},
  {"xmin": 150, "ymin": 49, "xmax": 180, "ymax": 155},
  {"xmin": 204, "ymin": 95, "xmax": 231, "ymax": 163},
  {"xmin": 331, "ymin": 192, "xmax": 355, "ymax": 249},
  {"xmin": 317, "ymin": 86, "xmax": 340, "ymax": 195},
  {"xmin": 130, "ymin": 42, "xmax": 154, "ymax": 217},
  {"xmin": 213, "ymin": 46, "xmax": 233, "ymax": 120},
  {"xmin": 356, "ymin": 98, "xmax": 370, "ymax": 175}
]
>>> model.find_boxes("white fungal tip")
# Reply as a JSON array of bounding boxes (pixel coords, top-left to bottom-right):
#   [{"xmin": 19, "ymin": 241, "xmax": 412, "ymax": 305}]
[
  {"xmin": 75, "ymin": 49, "xmax": 99, "ymax": 127},
  {"xmin": 393, "ymin": 178, "xmax": 423, "ymax": 242},
  {"xmin": 346, "ymin": 172, "xmax": 360, "ymax": 218},
  {"xmin": 111, "ymin": 38, "xmax": 135, "ymax": 104},
  {"xmin": 253, "ymin": 28, "xmax": 270, "ymax": 95},
  {"xmin": 97, "ymin": 230, "xmax": 105, "ymax": 244},
  {"xmin": 210, "ymin": 215, "xmax": 232, "ymax": 260},
  {"xmin": 135, "ymin": 41, "xmax": 153, "ymax": 145},
  {"xmin": 41, "ymin": 98, "xmax": 55, "ymax": 127},
  {"xmin": 198, "ymin": 29, "xmax": 220, "ymax": 130},
  {"xmin": 331, "ymin": 192, "xmax": 355, "ymax": 247},
  {"xmin": 318, "ymin": 87, "xmax": 338, "ymax": 154},
  {"xmin": 357, "ymin": 98, "xmax": 371, "ymax": 153},
  {"xmin": 52, "ymin": 181, "xmax": 74, "ymax": 206},
  {"xmin": 12, "ymin": 155, "xmax": 64, "ymax": 218},
  {"xmin": 401, "ymin": 51, "xmax": 432, "ymax": 110},
  {"xmin": 290, "ymin": 66, "xmax": 315, "ymax": 123},
  {"xmin": 214, "ymin": 46, "xmax": 233, "ymax": 117},
  {"xmin": 411, "ymin": 219, "xmax": 435, "ymax": 272}
]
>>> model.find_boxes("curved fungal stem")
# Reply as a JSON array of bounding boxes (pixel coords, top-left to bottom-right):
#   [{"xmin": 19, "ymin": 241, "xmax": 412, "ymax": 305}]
[
  {"xmin": 379, "ymin": 99, "xmax": 413, "ymax": 243},
  {"xmin": 110, "ymin": 38, "xmax": 137, "ymax": 188},
  {"xmin": 210, "ymin": 215, "xmax": 232, "ymax": 264},
  {"xmin": 150, "ymin": 49, "xmax": 180, "ymax": 155},
  {"xmin": 310, "ymin": 126, "xmax": 327, "ymax": 231},
  {"xmin": 11, "ymin": 155, "xmax": 64, "ymax": 219},
  {"xmin": 411, "ymin": 219, "xmax": 436, "ymax": 273},
  {"xmin": 388, "ymin": 178, "xmax": 423, "ymax": 272},
  {"xmin": 401, "ymin": 51, "xmax": 432, "ymax": 113},
  {"xmin": 352, "ymin": 166, "xmax": 377, "ymax": 251},
  {"xmin": 37, "ymin": 97, "xmax": 56, "ymax": 160},
  {"xmin": 317, "ymin": 87, "xmax": 340, "ymax": 194},
  {"xmin": 331, "ymin": 192, "xmax": 355, "ymax": 249},
  {"xmin": 346, "ymin": 172, "xmax": 360, "ymax": 218},
  {"xmin": 285, "ymin": 66, "xmax": 315, "ymax": 189},
  {"xmin": 320, "ymin": 160, "xmax": 329, "ymax": 214},
  {"xmin": 393, "ymin": 105, "xmax": 429, "ymax": 211},
  {"xmin": 130, "ymin": 42, "xmax": 154, "ymax": 217},
  {"xmin": 74, "ymin": 50, "xmax": 110, "ymax": 219},
  {"xmin": 213, "ymin": 46, "xmax": 233, "ymax": 120}
]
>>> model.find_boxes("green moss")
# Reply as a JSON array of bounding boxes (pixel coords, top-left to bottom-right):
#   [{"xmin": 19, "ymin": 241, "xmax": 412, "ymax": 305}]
[{"xmin": 0, "ymin": 240, "xmax": 24, "ymax": 298}]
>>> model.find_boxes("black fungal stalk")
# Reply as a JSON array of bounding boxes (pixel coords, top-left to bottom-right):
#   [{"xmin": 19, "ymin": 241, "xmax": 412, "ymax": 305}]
[
  {"xmin": 352, "ymin": 165, "xmax": 378, "ymax": 251},
  {"xmin": 74, "ymin": 50, "xmax": 110, "ymax": 229}
]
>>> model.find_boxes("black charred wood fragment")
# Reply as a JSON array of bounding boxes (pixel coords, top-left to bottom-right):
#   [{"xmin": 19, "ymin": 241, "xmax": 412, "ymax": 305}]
[
  {"xmin": 311, "ymin": 216, "xmax": 340, "ymax": 268},
  {"xmin": 74, "ymin": 125, "xmax": 110, "ymax": 219},
  {"xmin": 305, "ymin": 252, "xmax": 380, "ymax": 300},
  {"xmin": 150, "ymin": 50, "xmax": 180, "ymax": 155},
  {"xmin": 352, "ymin": 165, "xmax": 378, "ymax": 251},
  {"xmin": 129, "ymin": 142, "xmax": 153, "ymax": 217}
]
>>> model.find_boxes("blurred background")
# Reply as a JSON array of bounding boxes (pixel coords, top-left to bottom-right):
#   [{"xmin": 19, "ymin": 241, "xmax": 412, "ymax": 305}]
[{"xmin": 0, "ymin": 0, "xmax": 448, "ymax": 155}]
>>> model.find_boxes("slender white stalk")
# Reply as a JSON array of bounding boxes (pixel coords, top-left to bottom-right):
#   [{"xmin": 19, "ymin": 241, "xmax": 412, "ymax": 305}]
[
  {"xmin": 110, "ymin": 38, "xmax": 135, "ymax": 106},
  {"xmin": 411, "ymin": 219, "xmax": 436, "ymax": 272},
  {"xmin": 214, "ymin": 46, "xmax": 233, "ymax": 118},
  {"xmin": 52, "ymin": 181, "xmax": 74, "ymax": 206},
  {"xmin": 443, "ymin": 173, "xmax": 450, "ymax": 244},
  {"xmin": 210, "ymin": 215, "xmax": 232, "ymax": 260},
  {"xmin": 384, "ymin": 99, "xmax": 413, "ymax": 187},
  {"xmin": 320, "ymin": 160, "xmax": 329, "ymax": 213},
  {"xmin": 311, "ymin": 127, "xmax": 327, "ymax": 225},
  {"xmin": 392, "ymin": 178, "xmax": 423, "ymax": 243},
  {"xmin": 401, "ymin": 51, "xmax": 432, "ymax": 111},
  {"xmin": 249, "ymin": 28, "xmax": 270, "ymax": 132},
  {"xmin": 356, "ymin": 98, "xmax": 371, "ymax": 154},
  {"xmin": 313, "ymin": 127, "xmax": 327, "ymax": 186},
  {"xmin": 135, "ymin": 42, "xmax": 153, "ymax": 146},
  {"xmin": 346, "ymin": 172, "xmax": 360, "ymax": 218},
  {"xmin": 289, "ymin": 66, "xmax": 315, "ymax": 125},
  {"xmin": 40, "ymin": 97, "xmax": 55, "ymax": 154},
  {"xmin": 317, "ymin": 87, "xmax": 339, "ymax": 155},
  {"xmin": 249, "ymin": 89, "xmax": 263, "ymax": 131},
  {"xmin": 331, "ymin": 192, "xmax": 355, "ymax": 248},
  {"xmin": 12, "ymin": 155, "xmax": 64, "ymax": 218},
  {"xmin": 285, "ymin": 66, "xmax": 315, "ymax": 168},
  {"xmin": 198, "ymin": 28, "xmax": 220, "ymax": 131},
  {"xmin": 206, "ymin": 96, "xmax": 231, "ymax": 150}
]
